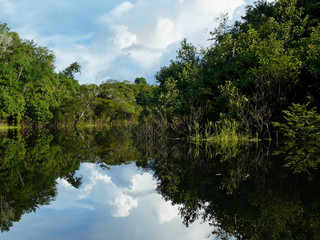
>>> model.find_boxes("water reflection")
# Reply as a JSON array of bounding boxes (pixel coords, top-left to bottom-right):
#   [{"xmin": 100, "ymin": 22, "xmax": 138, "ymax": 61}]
[
  {"xmin": 0, "ymin": 132, "xmax": 81, "ymax": 232},
  {"xmin": 3, "ymin": 163, "xmax": 213, "ymax": 240},
  {"xmin": 0, "ymin": 129, "xmax": 320, "ymax": 239},
  {"xmin": 0, "ymin": 130, "xmax": 214, "ymax": 240},
  {"xmin": 137, "ymin": 139, "xmax": 320, "ymax": 239}
]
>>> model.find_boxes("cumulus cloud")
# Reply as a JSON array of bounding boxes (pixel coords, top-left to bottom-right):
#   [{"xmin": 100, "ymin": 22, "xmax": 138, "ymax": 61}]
[
  {"xmin": 34, "ymin": 162, "xmax": 217, "ymax": 240},
  {"xmin": 109, "ymin": 192, "xmax": 138, "ymax": 217},
  {"xmin": 153, "ymin": 17, "xmax": 178, "ymax": 49},
  {"xmin": 55, "ymin": 164, "xmax": 159, "ymax": 218},
  {"xmin": 0, "ymin": 0, "xmax": 250, "ymax": 84},
  {"xmin": 56, "ymin": 163, "xmax": 183, "ymax": 224},
  {"xmin": 109, "ymin": 25, "xmax": 137, "ymax": 50},
  {"xmin": 129, "ymin": 172, "xmax": 157, "ymax": 194}
]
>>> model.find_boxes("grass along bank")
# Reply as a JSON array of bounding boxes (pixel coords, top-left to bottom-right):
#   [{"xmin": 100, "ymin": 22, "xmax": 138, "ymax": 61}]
[{"xmin": 188, "ymin": 119, "xmax": 259, "ymax": 144}]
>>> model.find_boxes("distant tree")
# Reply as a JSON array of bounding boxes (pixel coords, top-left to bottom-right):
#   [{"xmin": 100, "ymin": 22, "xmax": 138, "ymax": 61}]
[
  {"xmin": 134, "ymin": 77, "xmax": 147, "ymax": 85},
  {"xmin": 93, "ymin": 80, "xmax": 141, "ymax": 127},
  {"xmin": 63, "ymin": 62, "xmax": 81, "ymax": 79}
]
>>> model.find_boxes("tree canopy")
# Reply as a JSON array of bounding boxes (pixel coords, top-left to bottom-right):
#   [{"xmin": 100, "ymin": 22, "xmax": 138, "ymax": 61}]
[{"xmin": 139, "ymin": 0, "xmax": 320, "ymax": 140}]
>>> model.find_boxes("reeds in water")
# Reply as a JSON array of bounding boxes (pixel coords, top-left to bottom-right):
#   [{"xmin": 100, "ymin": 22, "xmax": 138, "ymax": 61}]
[{"xmin": 188, "ymin": 119, "xmax": 257, "ymax": 145}]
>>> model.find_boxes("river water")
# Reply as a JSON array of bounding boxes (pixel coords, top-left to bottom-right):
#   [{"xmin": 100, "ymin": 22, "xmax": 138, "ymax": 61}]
[{"xmin": 0, "ymin": 129, "xmax": 319, "ymax": 239}]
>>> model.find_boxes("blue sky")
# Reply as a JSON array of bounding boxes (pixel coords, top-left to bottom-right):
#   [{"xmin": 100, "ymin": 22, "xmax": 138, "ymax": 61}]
[{"xmin": 0, "ymin": 0, "xmax": 270, "ymax": 85}]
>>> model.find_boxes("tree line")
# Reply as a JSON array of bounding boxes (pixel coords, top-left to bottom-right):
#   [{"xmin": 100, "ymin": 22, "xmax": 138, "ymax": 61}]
[
  {"xmin": 0, "ymin": 22, "xmax": 154, "ymax": 128},
  {"xmin": 1, "ymin": 0, "xmax": 320, "ymax": 140}
]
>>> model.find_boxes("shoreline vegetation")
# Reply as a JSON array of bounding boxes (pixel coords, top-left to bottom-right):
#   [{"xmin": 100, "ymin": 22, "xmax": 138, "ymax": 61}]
[{"xmin": 0, "ymin": 0, "xmax": 319, "ymax": 146}]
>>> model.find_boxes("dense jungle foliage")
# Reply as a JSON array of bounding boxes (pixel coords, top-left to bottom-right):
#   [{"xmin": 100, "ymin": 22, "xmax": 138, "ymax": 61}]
[
  {"xmin": 0, "ymin": 22, "xmax": 151, "ymax": 128},
  {"xmin": 146, "ymin": 0, "xmax": 320, "ymax": 140},
  {"xmin": 0, "ymin": 0, "xmax": 320, "ymax": 140}
]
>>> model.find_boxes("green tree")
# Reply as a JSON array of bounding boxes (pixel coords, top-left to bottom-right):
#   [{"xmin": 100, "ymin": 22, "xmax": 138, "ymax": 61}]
[
  {"xmin": 273, "ymin": 103, "xmax": 320, "ymax": 172},
  {"xmin": 0, "ymin": 22, "xmax": 82, "ymax": 126},
  {"xmin": 93, "ymin": 80, "xmax": 141, "ymax": 127},
  {"xmin": 134, "ymin": 77, "xmax": 147, "ymax": 85},
  {"xmin": 62, "ymin": 62, "xmax": 81, "ymax": 79},
  {"xmin": 148, "ymin": 0, "xmax": 320, "ymax": 138}
]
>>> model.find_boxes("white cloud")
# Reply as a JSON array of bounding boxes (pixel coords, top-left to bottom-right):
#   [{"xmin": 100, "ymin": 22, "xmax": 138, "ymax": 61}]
[
  {"xmin": 110, "ymin": 1, "xmax": 134, "ymax": 19},
  {"xmin": 10, "ymin": 162, "xmax": 216, "ymax": 240},
  {"xmin": 0, "ymin": 0, "xmax": 250, "ymax": 83},
  {"xmin": 176, "ymin": 0, "xmax": 245, "ymax": 42},
  {"xmin": 55, "ymin": 164, "xmax": 159, "ymax": 218},
  {"xmin": 102, "ymin": 0, "xmax": 246, "ymax": 82},
  {"xmin": 126, "ymin": 47, "xmax": 162, "ymax": 69},
  {"xmin": 59, "ymin": 178, "xmax": 72, "ymax": 188},
  {"xmin": 109, "ymin": 25, "xmax": 137, "ymax": 50},
  {"xmin": 129, "ymin": 172, "xmax": 157, "ymax": 193},
  {"xmin": 156, "ymin": 200, "xmax": 180, "ymax": 224},
  {"xmin": 109, "ymin": 194, "xmax": 138, "ymax": 217},
  {"xmin": 155, "ymin": 17, "xmax": 176, "ymax": 43},
  {"xmin": 100, "ymin": 1, "xmax": 135, "ymax": 24}
]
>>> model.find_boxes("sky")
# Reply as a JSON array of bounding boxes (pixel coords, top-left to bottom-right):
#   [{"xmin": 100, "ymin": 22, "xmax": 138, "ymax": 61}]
[
  {"xmin": 0, "ymin": 0, "xmax": 269, "ymax": 85},
  {"xmin": 2, "ymin": 163, "xmax": 223, "ymax": 240}
]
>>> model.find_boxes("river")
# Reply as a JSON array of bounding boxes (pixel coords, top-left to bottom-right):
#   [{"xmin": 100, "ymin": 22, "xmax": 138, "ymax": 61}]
[{"xmin": 0, "ymin": 128, "xmax": 319, "ymax": 240}]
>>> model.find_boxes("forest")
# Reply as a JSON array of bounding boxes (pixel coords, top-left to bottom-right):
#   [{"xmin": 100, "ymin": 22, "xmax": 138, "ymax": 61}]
[{"xmin": 0, "ymin": 0, "xmax": 319, "ymax": 141}]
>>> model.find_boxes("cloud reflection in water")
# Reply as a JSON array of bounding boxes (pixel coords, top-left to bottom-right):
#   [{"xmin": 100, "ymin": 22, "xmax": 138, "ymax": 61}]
[{"xmin": 3, "ymin": 163, "xmax": 213, "ymax": 240}]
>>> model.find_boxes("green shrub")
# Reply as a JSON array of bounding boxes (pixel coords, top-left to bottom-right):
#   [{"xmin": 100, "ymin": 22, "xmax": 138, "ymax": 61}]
[{"xmin": 273, "ymin": 103, "xmax": 320, "ymax": 173}]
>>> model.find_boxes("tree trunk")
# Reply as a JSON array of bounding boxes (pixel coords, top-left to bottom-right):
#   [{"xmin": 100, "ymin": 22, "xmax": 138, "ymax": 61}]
[{"xmin": 74, "ymin": 92, "xmax": 99, "ymax": 128}]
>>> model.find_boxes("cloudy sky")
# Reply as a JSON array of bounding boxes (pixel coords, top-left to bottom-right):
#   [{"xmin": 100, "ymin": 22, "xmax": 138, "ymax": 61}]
[{"xmin": 0, "ymin": 0, "xmax": 264, "ymax": 84}]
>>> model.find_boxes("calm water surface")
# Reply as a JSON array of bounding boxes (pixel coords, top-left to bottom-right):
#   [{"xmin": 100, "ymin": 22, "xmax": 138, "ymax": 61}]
[
  {"xmin": 3, "ymin": 163, "xmax": 214, "ymax": 240},
  {"xmin": 0, "ymin": 129, "xmax": 320, "ymax": 239}
]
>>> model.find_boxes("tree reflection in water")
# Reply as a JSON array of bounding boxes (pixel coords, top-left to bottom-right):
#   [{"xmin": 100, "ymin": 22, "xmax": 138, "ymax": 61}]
[
  {"xmin": 0, "ymin": 132, "xmax": 81, "ymax": 232},
  {"xmin": 137, "ymin": 138, "xmax": 320, "ymax": 240},
  {"xmin": 0, "ymin": 128, "xmax": 143, "ymax": 233},
  {"xmin": 0, "ymin": 128, "xmax": 320, "ymax": 239}
]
